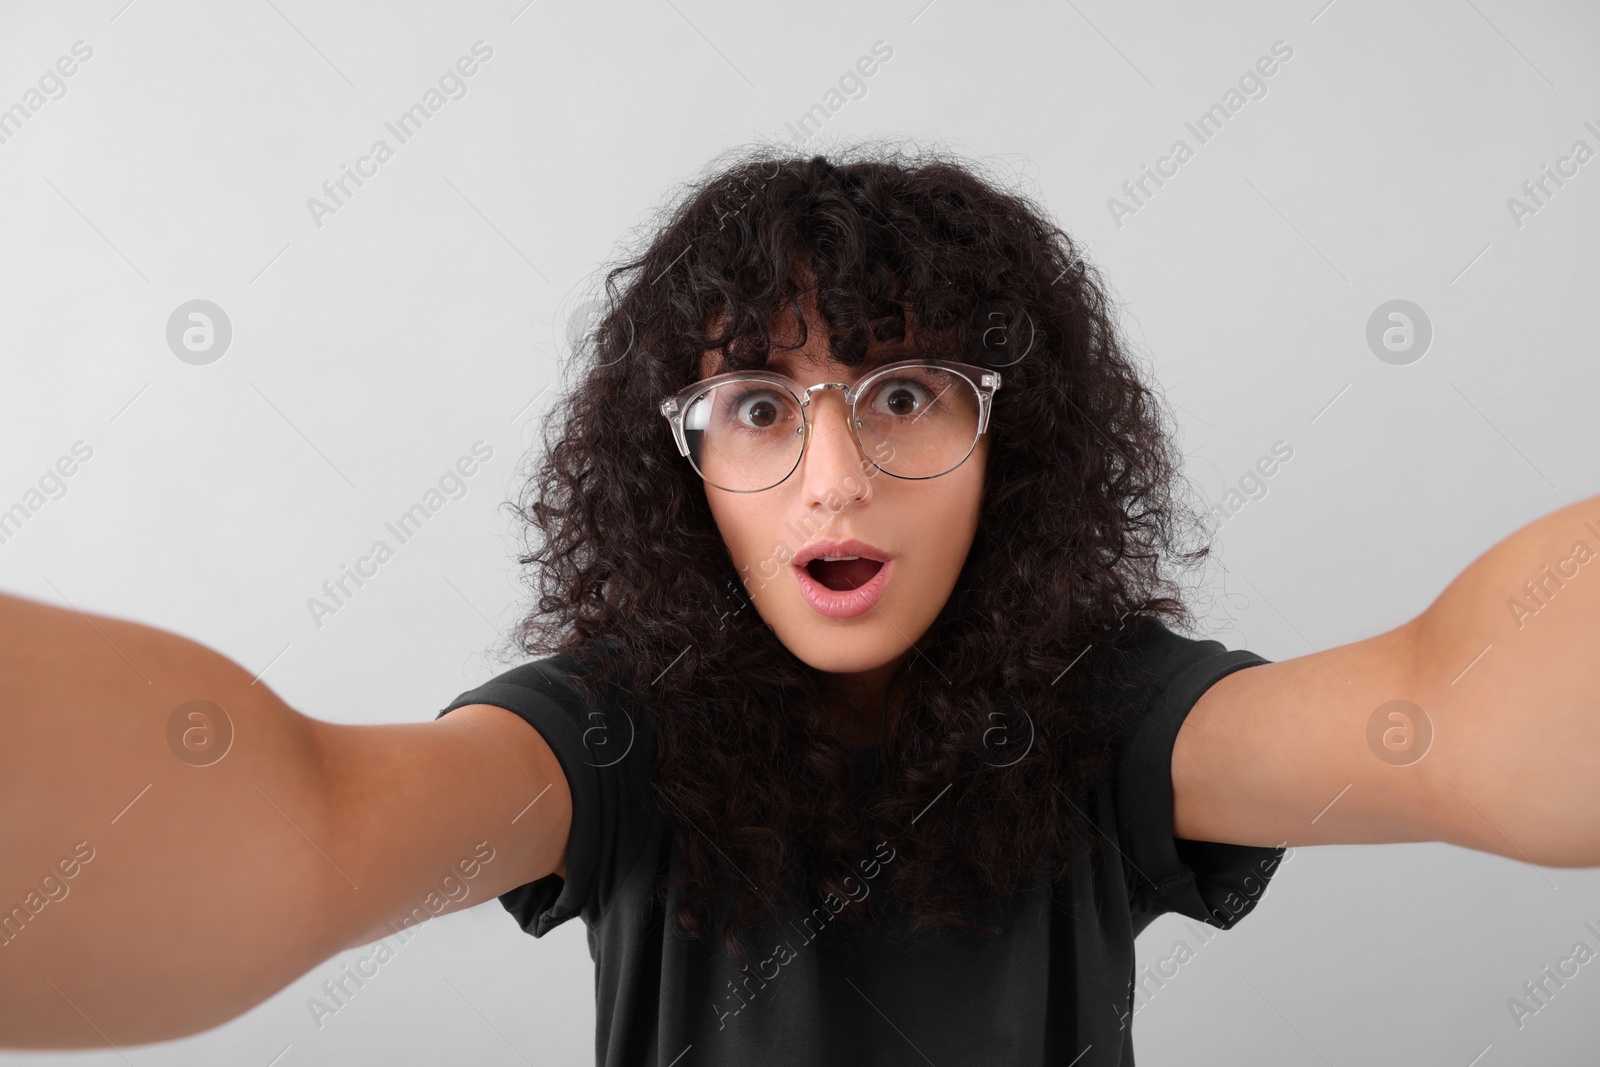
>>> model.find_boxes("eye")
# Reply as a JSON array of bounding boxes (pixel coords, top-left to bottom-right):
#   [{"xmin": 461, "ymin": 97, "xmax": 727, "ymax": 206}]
[
  {"xmin": 739, "ymin": 394, "xmax": 780, "ymax": 428},
  {"xmin": 868, "ymin": 378, "xmax": 933, "ymax": 418},
  {"xmin": 726, "ymin": 387, "xmax": 794, "ymax": 431}
]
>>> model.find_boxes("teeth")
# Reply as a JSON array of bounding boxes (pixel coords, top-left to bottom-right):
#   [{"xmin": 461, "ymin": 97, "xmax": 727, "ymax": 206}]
[{"xmin": 819, "ymin": 555, "xmax": 860, "ymax": 561}]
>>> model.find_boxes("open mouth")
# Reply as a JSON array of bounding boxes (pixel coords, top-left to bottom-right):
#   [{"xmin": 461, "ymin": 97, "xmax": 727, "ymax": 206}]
[{"xmin": 803, "ymin": 556, "xmax": 886, "ymax": 591}]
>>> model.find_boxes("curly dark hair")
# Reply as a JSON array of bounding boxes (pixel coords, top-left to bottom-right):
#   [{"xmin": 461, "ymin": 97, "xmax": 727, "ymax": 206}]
[{"xmin": 506, "ymin": 139, "xmax": 1213, "ymax": 967}]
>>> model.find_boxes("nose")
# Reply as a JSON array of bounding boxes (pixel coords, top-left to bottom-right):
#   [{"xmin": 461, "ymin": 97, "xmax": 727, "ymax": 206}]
[{"xmin": 796, "ymin": 387, "xmax": 874, "ymax": 507}]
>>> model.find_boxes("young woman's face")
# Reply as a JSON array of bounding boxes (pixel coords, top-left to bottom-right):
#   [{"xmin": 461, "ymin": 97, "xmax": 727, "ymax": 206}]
[{"xmin": 699, "ymin": 317, "xmax": 989, "ymax": 680}]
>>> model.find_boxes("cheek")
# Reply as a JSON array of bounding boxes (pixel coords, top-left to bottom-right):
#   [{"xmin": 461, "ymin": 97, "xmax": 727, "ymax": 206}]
[
  {"xmin": 706, "ymin": 492, "xmax": 769, "ymax": 573},
  {"xmin": 921, "ymin": 466, "xmax": 986, "ymax": 570},
  {"xmin": 939, "ymin": 456, "xmax": 987, "ymax": 531},
  {"xmin": 707, "ymin": 495, "xmax": 794, "ymax": 625}
]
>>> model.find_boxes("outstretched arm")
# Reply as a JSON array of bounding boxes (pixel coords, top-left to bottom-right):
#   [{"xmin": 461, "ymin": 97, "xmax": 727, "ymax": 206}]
[
  {"xmin": 1171, "ymin": 492, "xmax": 1600, "ymax": 867},
  {"xmin": 0, "ymin": 592, "xmax": 572, "ymax": 1048}
]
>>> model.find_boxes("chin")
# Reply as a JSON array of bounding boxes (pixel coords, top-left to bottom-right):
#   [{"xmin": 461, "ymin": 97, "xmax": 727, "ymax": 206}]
[{"xmin": 771, "ymin": 622, "xmax": 907, "ymax": 675}]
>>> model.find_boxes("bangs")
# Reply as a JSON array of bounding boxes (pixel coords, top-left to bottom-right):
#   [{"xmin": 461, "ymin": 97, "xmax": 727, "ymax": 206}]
[{"xmin": 697, "ymin": 273, "xmax": 970, "ymax": 382}]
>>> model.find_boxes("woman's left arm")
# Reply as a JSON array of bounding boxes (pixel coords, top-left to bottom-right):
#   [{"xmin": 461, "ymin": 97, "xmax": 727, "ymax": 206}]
[{"xmin": 1171, "ymin": 492, "xmax": 1600, "ymax": 867}]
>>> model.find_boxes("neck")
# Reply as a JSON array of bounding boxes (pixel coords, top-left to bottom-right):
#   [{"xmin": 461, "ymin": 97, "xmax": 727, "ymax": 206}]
[{"xmin": 821, "ymin": 652, "xmax": 910, "ymax": 747}]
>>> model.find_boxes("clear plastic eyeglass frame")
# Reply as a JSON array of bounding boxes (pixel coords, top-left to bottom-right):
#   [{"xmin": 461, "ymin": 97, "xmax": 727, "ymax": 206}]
[{"xmin": 658, "ymin": 358, "xmax": 1003, "ymax": 493}]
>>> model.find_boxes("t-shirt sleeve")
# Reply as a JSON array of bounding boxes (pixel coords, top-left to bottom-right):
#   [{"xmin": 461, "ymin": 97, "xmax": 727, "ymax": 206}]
[
  {"xmin": 1110, "ymin": 618, "xmax": 1288, "ymax": 932},
  {"xmin": 434, "ymin": 656, "xmax": 653, "ymax": 938}
]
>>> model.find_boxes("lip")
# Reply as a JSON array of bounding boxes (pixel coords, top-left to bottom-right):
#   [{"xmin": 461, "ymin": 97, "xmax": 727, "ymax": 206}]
[
  {"xmin": 793, "ymin": 557, "xmax": 893, "ymax": 619},
  {"xmin": 792, "ymin": 538, "xmax": 892, "ymax": 568}
]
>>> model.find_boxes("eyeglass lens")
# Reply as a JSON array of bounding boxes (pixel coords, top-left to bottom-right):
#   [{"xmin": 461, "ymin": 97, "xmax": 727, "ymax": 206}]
[{"xmin": 681, "ymin": 366, "xmax": 982, "ymax": 492}]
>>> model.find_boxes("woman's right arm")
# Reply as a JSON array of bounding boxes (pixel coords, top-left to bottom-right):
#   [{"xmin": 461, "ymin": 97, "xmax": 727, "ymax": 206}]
[{"xmin": 0, "ymin": 590, "xmax": 572, "ymax": 1048}]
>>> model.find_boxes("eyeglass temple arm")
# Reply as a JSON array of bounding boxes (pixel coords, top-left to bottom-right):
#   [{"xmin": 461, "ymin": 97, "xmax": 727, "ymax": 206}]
[
  {"xmin": 659, "ymin": 397, "xmax": 693, "ymax": 456},
  {"xmin": 976, "ymin": 370, "xmax": 1001, "ymax": 434}
]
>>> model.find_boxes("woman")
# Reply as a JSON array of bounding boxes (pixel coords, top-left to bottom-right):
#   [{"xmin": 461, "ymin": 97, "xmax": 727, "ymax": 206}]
[{"xmin": 3, "ymin": 147, "xmax": 1597, "ymax": 1065}]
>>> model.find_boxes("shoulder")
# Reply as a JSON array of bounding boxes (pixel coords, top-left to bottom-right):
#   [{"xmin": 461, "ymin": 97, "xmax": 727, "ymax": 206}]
[
  {"xmin": 439, "ymin": 650, "xmax": 654, "ymax": 778},
  {"xmin": 1102, "ymin": 614, "xmax": 1275, "ymax": 781},
  {"xmin": 436, "ymin": 648, "xmax": 661, "ymax": 935},
  {"xmin": 1092, "ymin": 614, "xmax": 1271, "ymax": 734},
  {"xmin": 1095, "ymin": 614, "xmax": 1285, "ymax": 930},
  {"xmin": 1110, "ymin": 613, "xmax": 1261, "ymax": 677},
  {"xmin": 438, "ymin": 653, "xmax": 589, "ymax": 714}
]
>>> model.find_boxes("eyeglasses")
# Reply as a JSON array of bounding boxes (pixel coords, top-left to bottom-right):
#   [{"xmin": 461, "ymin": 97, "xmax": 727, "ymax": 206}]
[{"xmin": 659, "ymin": 359, "xmax": 1002, "ymax": 493}]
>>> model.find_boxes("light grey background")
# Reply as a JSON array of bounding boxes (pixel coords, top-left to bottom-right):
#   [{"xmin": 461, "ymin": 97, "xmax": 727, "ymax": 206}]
[{"xmin": 3, "ymin": 0, "xmax": 1598, "ymax": 1063}]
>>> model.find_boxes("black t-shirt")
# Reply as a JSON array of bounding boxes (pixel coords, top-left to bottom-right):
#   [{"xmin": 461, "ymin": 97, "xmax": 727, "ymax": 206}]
[{"xmin": 435, "ymin": 618, "xmax": 1286, "ymax": 1065}]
